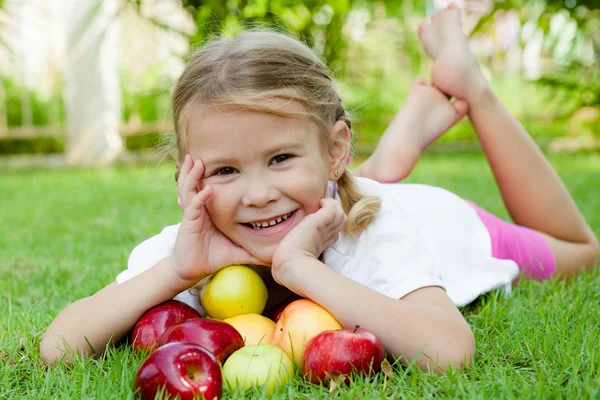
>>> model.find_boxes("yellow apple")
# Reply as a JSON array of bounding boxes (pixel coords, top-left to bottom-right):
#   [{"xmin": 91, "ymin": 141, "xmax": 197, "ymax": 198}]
[
  {"xmin": 222, "ymin": 344, "xmax": 294, "ymax": 395},
  {"xmin": 271, "ymin": 299, "xmax": 342, "ymax": 366},
  {"xmin": 224, "ymin": 313, "xmax": 276, "ymax": 346},
  {"xmin": 201, "ymin": 265, "xmax": 268, "ymax": 320}
]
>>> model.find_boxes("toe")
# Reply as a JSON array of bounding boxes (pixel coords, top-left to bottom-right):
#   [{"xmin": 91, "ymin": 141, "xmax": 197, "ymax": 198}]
[
  {"xmin": 451, "ymin": 98, "xmax": 469, "ymax": 117},
  {"xmin": 445, "ymin": 4, "xmax": 462, "ymax": 23},
  {"xmin": 417, "ymin": 20, "xmax": 438, "ymax": 59},
  {"xmin": 417, "ymin": 20, "xmax": 428, "ymax": 39}
]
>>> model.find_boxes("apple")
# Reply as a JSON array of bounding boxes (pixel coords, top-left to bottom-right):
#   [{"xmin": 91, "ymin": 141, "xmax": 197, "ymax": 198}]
[
  {"xmin": 265, "ymin": 294, "xmax": 303, "ymax": 323},
  {"xmin": 201, "ymin": 265, "xmax": 268, "ymax": 320},
  {"xmin": 159, "ymin": 318, "xmax": 244, "ymax": 364},
  {"xmin": 222, "ymin": 344, "xmax": 294, "ymax": 395},
  {"xmin": 223, "ymin": 313, "xmax": 275, "ymax": 346},
  {"xmin": 134, "ymin": 342, "xmax": 222, "ymax": 400},
  {"xmin": 131, "ymin": 300, "xmax": 201, "ymax": 351},
  {"xmin": 271, "ymin": 299, "xmax": 342, "ymax": 365},
  {"xmin": 302, "ymin": 326, "xmax": 385, "ymax": 385}
]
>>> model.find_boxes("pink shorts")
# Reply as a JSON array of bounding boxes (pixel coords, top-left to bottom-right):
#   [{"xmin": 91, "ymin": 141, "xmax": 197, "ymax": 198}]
[{"xmin": 465, "ymin": 200, "xmax": 557, "ymax": 280}]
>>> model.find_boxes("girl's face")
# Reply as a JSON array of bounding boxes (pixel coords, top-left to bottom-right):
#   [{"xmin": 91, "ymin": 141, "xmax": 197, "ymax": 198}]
[{"xmin": 186, "ymin": 99, "xmax": 345, "ymax": 264}]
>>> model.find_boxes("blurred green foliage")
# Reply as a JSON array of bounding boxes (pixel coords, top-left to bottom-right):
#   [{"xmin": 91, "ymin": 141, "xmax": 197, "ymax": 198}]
[
  {"xmin": 0, "ymin": 77, "xmax": 65, "ymax": 155},
  {"xmin": 1, "ymin": 78, "xmax": 65, "ymax": 127},
  {"xmin": 120, "ymin": 63, "xmax": 171, "ymax": 123},
  {"xmin": 176, "ymin": 0, "xmax": 353, "ymax": 73},
  {"xmin": 473, "ymin": 0, "xmax": 599, "ymax": 114},
  {"xmin": 1, "ymin": 0, "xmax": 598, "ymax": 155}
]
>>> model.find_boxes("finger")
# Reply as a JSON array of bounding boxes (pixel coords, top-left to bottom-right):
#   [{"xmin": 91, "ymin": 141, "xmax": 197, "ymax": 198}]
[
  {"xmin": 324, "ymin": 199, "xmax": 345, "ymax": 227},
  {"xmin": 323, "ymin": 232, "xmax": 340, "ymax": 250},
  {"xmin": 334, "ymin": 213, "xmax": 346, "ymax": 234},
  {"xmin": 184, "ymin": 185, "xmax": 214, "ymax": 221},
  {"xmin": 177, "ymin": 154, "xmax": 192, "ymax": 195},
  {"xmin": 315, "ymin": 202, "xmax": 337, "ymax": 228},
  {"xmin": 319, "ymin": 198, "xmax": 339, "ymax": 210},
  {"xmin": 324, "ymin": 201, "xmax": 345, "ymax": 227},
  {"xmin": 334, "ymin": 204, "xmax": 346, "ymax": 223},
  {"xmin": 181, "ymin": 159, "xmax": 206, "ymax": 208}
]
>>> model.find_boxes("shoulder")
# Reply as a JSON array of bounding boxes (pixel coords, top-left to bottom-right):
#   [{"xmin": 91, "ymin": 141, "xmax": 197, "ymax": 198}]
[
  {"xmin": 116, "ymin": 223, "xmax": 181, "ymax": 284},
  {"xmin": 327, "ymin": 179, "xmax": 442, "ymax": 300},
  {"xmin": 351, "ymin": 176, "xmax": 461, "ymax": 205}
]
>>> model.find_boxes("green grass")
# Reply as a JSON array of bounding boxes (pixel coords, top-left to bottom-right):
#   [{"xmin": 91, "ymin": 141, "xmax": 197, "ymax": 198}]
[{"xmin": 1, "ymin": 153, "xmax": 600, "ymax": 399}]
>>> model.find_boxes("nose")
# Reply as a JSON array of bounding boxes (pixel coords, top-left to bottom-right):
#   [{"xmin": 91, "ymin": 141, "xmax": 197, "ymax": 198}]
[{"xmin": 241, "ymin": 174, "xmax": 280, "ymax": 208}]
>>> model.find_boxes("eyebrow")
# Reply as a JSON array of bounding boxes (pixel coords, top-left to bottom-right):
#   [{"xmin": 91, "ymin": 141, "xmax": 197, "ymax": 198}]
[{"xmin": 202, "ymin": 141, "xmax": 305, "ymax": 166}]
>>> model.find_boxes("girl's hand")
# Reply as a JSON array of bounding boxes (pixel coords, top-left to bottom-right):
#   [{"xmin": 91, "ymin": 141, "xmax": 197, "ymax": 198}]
[
  {"xmin": 172, "ymin": 155, "xmax": 266, "ymax": 287},
  {"xmin": 271, "ymin": 198, "xmax": 346, "ymax": 286}
]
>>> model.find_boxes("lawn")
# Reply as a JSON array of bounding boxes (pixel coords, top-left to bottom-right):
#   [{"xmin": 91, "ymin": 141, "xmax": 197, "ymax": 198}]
[{"xmin": 1, "ymin": 152, "xmax": 599, "ymax": 399}]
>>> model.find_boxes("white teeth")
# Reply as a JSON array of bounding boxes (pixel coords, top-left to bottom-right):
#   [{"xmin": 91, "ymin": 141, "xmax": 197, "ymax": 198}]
[{"xmin": 248, "ymin": 212, "xmax": 293, "ymax": 230}]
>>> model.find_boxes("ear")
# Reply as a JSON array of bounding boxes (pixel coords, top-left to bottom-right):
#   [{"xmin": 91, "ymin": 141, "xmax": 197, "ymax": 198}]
[{"xmin": 327, "ymin": 120, "xmax": 351, "ymax": 181}]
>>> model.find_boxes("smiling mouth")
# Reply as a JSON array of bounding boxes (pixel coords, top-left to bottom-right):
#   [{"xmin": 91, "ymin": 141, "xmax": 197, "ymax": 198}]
[{"xmin": 244, "ymin": 211, "xmax": 295, "ymax": 230}]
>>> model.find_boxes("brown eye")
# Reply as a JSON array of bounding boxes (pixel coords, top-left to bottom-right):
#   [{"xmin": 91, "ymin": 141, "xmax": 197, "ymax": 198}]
[
  {"xmin": 215, "ymin": 167, "xmax": 236, "ymax": 175},
  {"xmin": 270, "ymin": 154, "xmax": 292, "ymax": 165}
]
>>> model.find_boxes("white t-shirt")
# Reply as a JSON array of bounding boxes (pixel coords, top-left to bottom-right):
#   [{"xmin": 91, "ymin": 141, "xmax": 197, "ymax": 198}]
[{"xmin": 116, "ymin": 177, "xmax": 519, "ymax": 310}]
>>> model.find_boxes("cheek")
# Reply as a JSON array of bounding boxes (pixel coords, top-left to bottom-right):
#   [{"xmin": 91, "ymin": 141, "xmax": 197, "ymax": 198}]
[
  {"xmin": 294, "ymin": 174, "xmax": 327, "ymax": 212},
  {"xmin": 205, "ymin": 189, "xmax": 236, "ymax": 228}
]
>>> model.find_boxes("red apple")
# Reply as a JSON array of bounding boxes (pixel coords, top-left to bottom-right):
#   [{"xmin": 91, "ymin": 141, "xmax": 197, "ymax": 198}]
[
  {"xmin": 134, "ymin": 342, "xmax": 222, "ymax": 400},
  {"xmin": 302, "ymin": 326, "xmax": 385, "ymax": 385},
  {"xmin": 159, "ymin": 318, "xmax": 244, "ymax": 363},
  {"xmin": 265, "ymin": 294, "xmax": 303, "ymax": 322},
  {"xmin": 131, "ymin": 300, "xmax": 201, "ymax": 351}
]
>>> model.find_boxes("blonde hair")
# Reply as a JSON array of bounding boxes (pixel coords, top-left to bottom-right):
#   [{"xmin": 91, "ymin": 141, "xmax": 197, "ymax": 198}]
[{"xmin": 170, "ymin": 31, "xmax": 380, "ymax": 236}]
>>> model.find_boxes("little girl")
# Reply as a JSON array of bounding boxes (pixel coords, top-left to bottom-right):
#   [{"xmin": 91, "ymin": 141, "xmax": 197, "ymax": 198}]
[{"xmin": 41, "ymin": 5, "xmax": 599, "ymax": 372}]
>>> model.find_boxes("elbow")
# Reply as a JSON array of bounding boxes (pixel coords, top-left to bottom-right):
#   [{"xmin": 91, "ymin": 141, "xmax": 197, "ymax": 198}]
[
  {"xmin": 436, "ymin": 329, "xmax": 476, "ymax": 373},
  {"xmin": 590, "ymin": 236, "xmax": 600, "ymax": 267},
  {"xmin": 40, "ymin": 329, "xmax": 76, "ymax": 366},
  {"xmin": 40, "ymin": 331, "xmax": 62, "ymax": 366},
  {"xmin": 441, "ymin": 329, "xmax": 476, "ymax": 371},
  {"xmin": 420, "ymin": 326, "xmax": 476, "ymax": 373}
]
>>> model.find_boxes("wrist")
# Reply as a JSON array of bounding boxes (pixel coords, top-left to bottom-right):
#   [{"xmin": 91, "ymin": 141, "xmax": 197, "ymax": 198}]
[
  {"xmin": 159, "ymin": 256, "xmax": 201, "ymax": 295},
  {"xmin": 276, "ymin": 256, "xmax": 323, "ymax": 296}
]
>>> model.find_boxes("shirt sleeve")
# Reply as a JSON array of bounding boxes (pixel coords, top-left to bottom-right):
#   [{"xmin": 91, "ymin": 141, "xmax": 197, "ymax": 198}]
[
  {"xmin": 115, "ymin": 223, "xmax": 204, "ymax": 313},
  {"xmin": 325, "ymin": 178, "xmax": 446, "ymax": 301},
  {"xmin": 116, "ymin": 224, "xmax": 181, "ymax": 284},
  {"xmin": 363, "ymin": 200, "xmax": 446, "ymax": 300}
]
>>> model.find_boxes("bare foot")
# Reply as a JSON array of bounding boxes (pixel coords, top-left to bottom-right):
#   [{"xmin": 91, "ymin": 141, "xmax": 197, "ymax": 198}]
[
  {"xmin": 354, "ymin": 77, "xmax": 468, "ymax": 183},
  {"xmin": 417, "ymin": 4, "xmax": 489, "ymax": 103}
]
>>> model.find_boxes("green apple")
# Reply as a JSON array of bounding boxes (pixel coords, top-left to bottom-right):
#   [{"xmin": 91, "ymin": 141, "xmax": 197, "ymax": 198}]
[
  {"xmin": 201, "ymin": 265, "xmax": 268, "ymax": 320},
  {"xmin": 222, "ymin": 344, "xmax": 294, "ymax": 395}
]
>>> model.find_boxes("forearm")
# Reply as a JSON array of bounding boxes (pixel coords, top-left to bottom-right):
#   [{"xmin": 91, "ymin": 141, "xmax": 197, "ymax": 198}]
[
  {"xmin": 469, "ymin": 88, "xmax": 594, "ymax": 244},
  {"xmin": 40, "ymin": 256, "xmax": 191, "ymax": 364},
  {"xmin": 282, "ymin": 258, "xmax": 475, "ymax": 372}
]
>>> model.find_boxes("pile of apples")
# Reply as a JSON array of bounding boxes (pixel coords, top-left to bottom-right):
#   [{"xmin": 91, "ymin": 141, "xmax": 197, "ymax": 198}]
[{"xmin": 132, "ymin": 265, "xmax": 386, "ymax": 400}]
